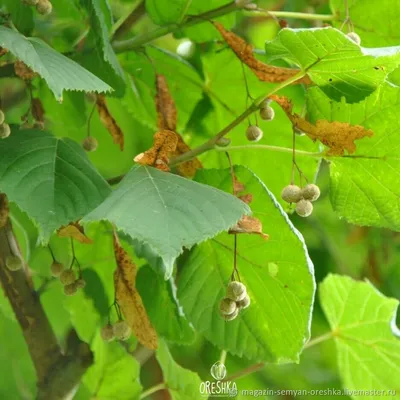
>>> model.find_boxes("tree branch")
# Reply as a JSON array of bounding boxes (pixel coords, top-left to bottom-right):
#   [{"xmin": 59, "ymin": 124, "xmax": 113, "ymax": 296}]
[
  {"xmin": 112, "ymin": 1, "xmax": 146, "ymax": 41},
  {"xmin": 0, "ymin": 215, "xmax": 93, "ymax": 399}
]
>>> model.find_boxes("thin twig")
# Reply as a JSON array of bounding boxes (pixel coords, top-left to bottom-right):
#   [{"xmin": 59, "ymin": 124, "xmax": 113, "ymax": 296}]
[{"xmin": 139, "ymin": 382, "xmax": 168, "ymax": 399}]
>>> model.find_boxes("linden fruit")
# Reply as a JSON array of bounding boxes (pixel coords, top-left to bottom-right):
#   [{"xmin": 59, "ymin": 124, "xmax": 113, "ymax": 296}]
[
  {"xmin": 301, "ymin": 184, "xmax": 320, "ymax": 202},
  {"xmin": 50, "ymin": 261, "xmax": 64, "ymax": 277},
  {"xmin": 226, "ymin": 281, "xmax": 247, "ymax": 302},
  {"xmin": 260, "ymin": 106, "xmax": 275, "ymax": 121},
  {"xmin": 223, "ymin": 308, "xmax": 240, "ymax": 321},
  {"xmin": 113, "ymin": 321, "xmax": 132, "ymax": 341},
  {"xmin": 347, "ymin": 32, "xmax": 361, "ymax": 46},
  {"xmin": 75, "ymin": 278, "xmax": 86, "ymax": 289},
  {"xmin": 216, "ymin": 137, "xmax": 231, "ymax": 147},
  {"xmin": 237, "ymin": 294, "xmax": 251, "ymax": 310},
  {"xmin": 59, "ymin": 270, "xmax": 76, "ymax": 285},
  {"xmin": 0, "ymin": 123, "xmax": 11, "ymax": 139},
  {"xmin": 82, "ymin": 136, "xmax": 98, "ymax": 152},
  {"xmin": 219, "ymin": 298, "xmax": 237, "ymax": 315},
  {"xmin": 64, "ymin": 283, "xmax": 78, "ymax": 296},
  {"xmin": 295, "ymin": 199, "xmax": 313, "ymax": 217},
  {"xmin": 6, "ymin": 255, "xmax": 23, "ymax": 271},
  {"xmin": 246, "ymin": 125, "xmax": 263, "ymax": 142},
  {"xmin": 101, "ymin": 324, "xmax": 115, "ymax": 342},
  {"xmin": 36, "ymin": 0, "xmax": 52, "ymax": 15},
  {"xmin": 0, "ymin": 110, "xmax": 4, "ymax": 125},
  {"xmin": 281, "ymin": 184, "xmax": 302, "ymax": 203}
]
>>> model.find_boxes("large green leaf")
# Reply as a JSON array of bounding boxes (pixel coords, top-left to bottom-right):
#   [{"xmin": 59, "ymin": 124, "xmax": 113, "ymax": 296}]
[
  {"xmin": 156, "ymin": 340, "xmax": 203, "ymax": 400},
  {"xmin": 121, "ymin": 46, "xmax": 203, "ymax": 132},
  {"xmin": 0, "ymin": 129, "xmax": 111, "ymax": 241},
  {"xmin": 330, "ymin": 0, "xmax": 400, "ymax": 47},
  {"xmin": 81, "ymin": 331, "xmax": 142, "ymax": 399},
  {"xmin": 320, "ymin": 274, "xmax": 400, "ymax": 399},
  {"xmin": 83, "ymin": 165, "xmax": 250, "ymax": 278},
  {"xmin": 200, "ymin": 49, "xmax": 320, "ymax": 208},
  {"xmin": 0, "ymin": 26, "xmax": 111, "ymax": 100},
  {"xmin": 79, "ymin": 0, "xmax": 125, "ymax": 94},
  {"xmin": 265, "ymin": 27, "xmax": 400, "ymax": 103},
  {"xmin": 307, "ymin": 84, "xmax": 400, "ymax": 231},
  {"xmin": 2, "ymin": 0, "xmax": 34, "ymax": 35},
  {"xmin": 137, "ymin": 265, "xmax": 195, "ymax": 344},
  {"xmin": 146, "ymin": 0, "xmax": 192, "ymax": 25},
  {"xmin": 178, "ymin": 167, "xmax": 315, "ymax": 362}
]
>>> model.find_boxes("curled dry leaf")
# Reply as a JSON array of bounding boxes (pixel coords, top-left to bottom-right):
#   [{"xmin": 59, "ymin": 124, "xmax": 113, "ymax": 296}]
[
  {"xmin": 229, "ymin": 216, "xmax": 269, "ymax": 240},
  {"xmin": 113, "ymin": 232, "xmax": 158, "ymax": 350},
  {"xmin": 271, "ymin": 95, "xmax": 374, "ymax": 155},
  {"xmin": 14, "ymin": 60, "xmax": 37, "ymax": 80},
  {"xmin": 213, "ymin": 22, "xmax": 311, "ymax": 85},
  {"xmin": 238, "ymin": 193, "xmax": 253, "ymax": 204},
  {"xmin": 134, "ymin": 130, "xmax": 178, "ymax": 172},
  {"xmin": 0, "ymin": 193, "xmax": 9, "ymax": 228},
  {"xmin": 57, "ymin": 222, "xmax": 93, "ymax": 244},
  {"xmin": 156, "ymin": 74, "xmax": 177, "ymax": 131},
  {"xmin": 31, "ymin": 98, "xmax": 45, "ymax": 123},
  {"xmin": 154, "ymin": 74, "xmax": 202, "ymax": 177},
  {"xmin": 0, "ymin": 47, "xmax": 8, "ymax": 57},
  {"xmin": 96, "ymin": 95, "xmax": 124, "ymax": 151}
]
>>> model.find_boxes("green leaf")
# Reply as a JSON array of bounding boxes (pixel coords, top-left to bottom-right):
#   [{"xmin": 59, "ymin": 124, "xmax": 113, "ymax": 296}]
[
  {"xmin": 320, "ymin": 274, "xmax": 400, "ymax": 399},
  {"xmin": 121, "ymin": 46, "xmax": 203, "ymax": 132},
  {"xmin": 307, "ymin": 84, "xmax": 400, "ymax": 231},
  {"xmin": 178, "ymin": 167, "xmax": 315, "ymax": 362},
  {"xmin": 82, "ymin": 331, "xmax": 142, "ymax": 399},
  {"xmin": 200, "ymin": 49, "xmax": 320, "ymax": 207},
  {"xmin": 330, "ymin": 0, "xmax": 400, "ymax": 47},
  {"xmin": 146, "ymin": 0, "xmax": 192, "ymax": 25},
  {"xmin": 265, "ymin": 27, "xmax": 400, "ymax": 103},
  {"xmin": 0, "ymin": 129, "xmax": 111, "ymax": 241},
  {"xmin": 79, "ymin": 0, "xmax": 125, "ymax": 94},
  {"xmin": 83, "ymin": 165, "xmax": 250, "ymax": 278},
  {"xmin": 137, "ymin": 265, "xmax": 195, "ymax": 344},
  {"xmin": 181, "ymin": 0, "xmax": 235, "ymax": 42},
  {"xmin": 2, "ymin": 0, "xmax": 34, "ymax": 35},
  {"xmin": 0, "ymin": 26, "xmax": 112, "ymax": 100},
  {"xmin": 156, "ymin": 340, "xmax": 203, "ymax": 400}
]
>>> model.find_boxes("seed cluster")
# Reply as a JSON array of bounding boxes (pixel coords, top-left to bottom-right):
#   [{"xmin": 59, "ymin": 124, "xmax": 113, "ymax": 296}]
[
  {"xmin": 101, "ymin": 320, "xmax": 132, "ymax": 342},
  {"xmin": 219, "ymin": 281, "xmax": 251, "ymax": 321},
  {"xmin": 82, "ymin": 136, "xmax": 98, "ymax": 152},
  {"xmin": 0, "ymin": 109, "xmax": 10, "ymax": 139},
  {"xmin": 51, "ymin": 262, "xmax": 86, "ymax": 296},
  {"xmin": 259, "ymin": 99, "xmax": 275, "ymax": 121},
  {"xmin": 281, "ymin": 183, "xmax": 320, "ymax": 217},
  {"xmin": 22, "ymin": 0, "xmax": 53, "ymax": 15}
]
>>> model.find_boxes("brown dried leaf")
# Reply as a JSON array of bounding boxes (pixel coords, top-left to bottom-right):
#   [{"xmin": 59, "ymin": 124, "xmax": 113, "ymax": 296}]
[
  {"xmin": 271, "ymin": 94, "xmax": 374, "ymax": 155},
  {"xmin": 113, "ymin": 232, "xmax": 158, "ymax": 350},
  {"xmin": 238, "ymin": 193, "xmax": 253, "ymax": 204},
  {"xmin": 134, "ymin": 130, "xmax": 178, "ymax": 172},
  {"xmin": 156, "ymin": 74, "xmax": 177, "ymax": 131},
  {"xmin": 57, "ymin": 222, "xmax": 93, "ymax": 244},
  {"xmin": 96, "ymin": 95, "xmax": 124, "ymax": 151},
  {"xmin": 229, "ymin": 216, "xmax": 269, "ymax": 240},
  {"xmin": 31, "ymin": 98, "xmax": 45, "ymax": 123},
  {"xmin": 213, "ymin": 22, "xmax": 310, "ymax": 85},
  {"xmin": 0, "ymin": 47, "xmax": 8, "ymax": 57},
  {"xmin": 14, "ymin": 60, "xmax": 37, "ymax": 80},
  {"xmin": 0, "ymin": 193, "xmax": 9, "ymax": 228}
]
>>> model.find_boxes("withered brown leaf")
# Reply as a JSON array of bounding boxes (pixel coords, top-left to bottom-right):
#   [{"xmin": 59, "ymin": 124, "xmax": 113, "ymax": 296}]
[
  {"xmin": 271, "ymin": 94, "xmax": 374, "ymax": 155},
  {"xmin": 156, "ymin": 74, "xmax": 177, "ymax": 131},
  {"xmin": 213, "ymin": 22, "xmax": 310, "ymax": 85},
  {"xmin": 96, "ymin": 95, "xmax": 124, "ymax": 151},
  {"xmin": 14, "ymin": 60, "xmax": 37, "ymax": 80},
  {"xmin": 0, "ymin": 193, "xmax": 9, "ymax": 228},
  {"xmin": 229, "ymin": 216, "xmax": 269, "ymax": 240},
  {"xmin": 57, "ymin": 222, "xmax": 93, "ymax": 244},
  {"xmin": 134, "ymin": 130, "xmax": 178, "ymax": 172},
  {"xmin": 154, "ymin": 74, "xmax": 202, "ymax": 177},
  {"xmin": 113, "ymin": 232, "xmax": 158, "ymax": 350},
  {"xmin": 31, "ymin": 98, "xmax": 45, "ymax": 123}
]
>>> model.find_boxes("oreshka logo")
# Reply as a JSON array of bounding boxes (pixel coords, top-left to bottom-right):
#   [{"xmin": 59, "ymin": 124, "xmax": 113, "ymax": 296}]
[{"xmin": 199, "ymin": 362, "xmax": 238, "ymax": 397}]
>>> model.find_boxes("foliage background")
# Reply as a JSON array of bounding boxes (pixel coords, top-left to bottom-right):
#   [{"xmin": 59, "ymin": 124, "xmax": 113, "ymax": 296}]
[{"xmin": 0, "ymin": 0, "xmax": 400, "ymax": 399}]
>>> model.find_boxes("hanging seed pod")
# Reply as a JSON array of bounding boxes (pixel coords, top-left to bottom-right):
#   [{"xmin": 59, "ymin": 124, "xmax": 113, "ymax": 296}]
[
  {"xmin": 75, "ymin": 278, "xmax": 86, "ymax": 289},
  {"xmin": 281, "ymin": 184, "xmax": 302, "ymax": 203},
  {"xmin": 223, "ymin": 308, "xmax": 240, "ymax": 321},
  {"xmin": 50, "ymin": 261, "xmax": 64, "ymax": 277},
  {"xmin": 36, "ymin": 0, "xmax": 52, "ymax": 15},
  {"xmin": 64, "ymin": 283, "xmax": 78, "ymax": 296},
  {"xmin": 295, "ymin": 199, "xmax": 313, "ymax": 217},
  {"xmin": 260, "ymin": 106, "xmax": 275, "ymax": 121},
  {"xmin": 219, "ymin": 298, "xmax": 237, "ymax": 315},
  {"xmin": 245, "ymin": 125, "xmax": 263, "ymax": 142},
  {"xmin": 0, "ymin": 123, "xmax": 11, "ymax": 139},
  {"xmin": 0, "ymin": 110, "xmax": 5, "ymax": 125},
  {"xmin": 113, "ymin": 321, "xmax": 132, "ymax": 341},
  {"xmin": 82, "ymin": 136, "xmax": 98, "ymax": 152},
  {"xmin": 301, "ymin": 184, "xmax": 320, "ymax": 202},
  {"xmin": 101, "ymin": 324, "xmax": 115, "ymax": 342},
  {"xmin": 226, "ymin": 281, "xmax": 247, "ymax": 302},
  {"xmin": 237, "ymin": 294, "xmax": 251, "ymax": 310},
  {"xmin": 59, "ymin": 270, "xmax": 76, "ymax": 285}
]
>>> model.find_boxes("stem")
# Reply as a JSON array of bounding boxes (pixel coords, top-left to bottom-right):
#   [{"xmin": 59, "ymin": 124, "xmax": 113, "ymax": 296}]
[
  {"xmin": 266, "ymin": 11, "xmax": 337, "ymax": 21},
  {"xmin": 304, "ymin": 332, "xmax": 333, "ymax": 349},
  {"xmin": 113, "ymin": 1, "xmax": 246, "ymax": 53},
  {"xmin": 170, "ymin": 71, "xmax": 306, "ymax": 167},
  {"xmin": 215, "ymin": 144, "xmax": 322, "ymax": 158},
  {"xmin": 111, "ymin": 1, "xmax": 146, "ymax": 41},
  {"xmin": 139, "ymin": 382, "xmax": 168, "ymax": 399},
  {"xmin": 219, "ymin": 350, "xmax": 227, "ymax": 365}
]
